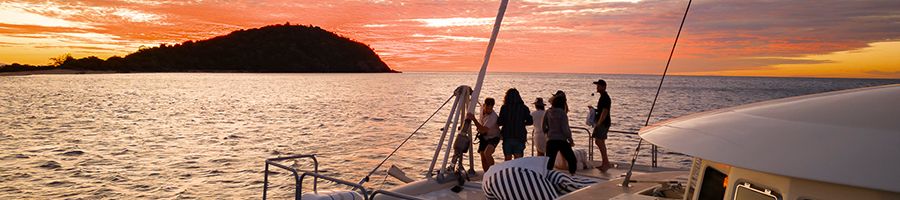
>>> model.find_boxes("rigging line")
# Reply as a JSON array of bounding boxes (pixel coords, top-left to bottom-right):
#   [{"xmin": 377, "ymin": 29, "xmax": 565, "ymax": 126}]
[
  {"xmin": 622, "ymin": 0, "xmax": 692, "ymax": 188},
  {"xmin": 359, "ymin": 94, "xmax": 456, "ymax": 185}
]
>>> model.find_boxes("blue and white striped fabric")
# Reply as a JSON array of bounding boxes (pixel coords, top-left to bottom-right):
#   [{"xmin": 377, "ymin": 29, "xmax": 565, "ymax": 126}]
[
  {"xmin": 482, "ymin": 157, "xmax": 598, "ymax": 200},
  {"xmin": 484, "ymin": 166, "xmax": 557, "ymax": 200},
  {"xmin": 546, "ymin": 170, "xmax": 598, "ymax": 194}
]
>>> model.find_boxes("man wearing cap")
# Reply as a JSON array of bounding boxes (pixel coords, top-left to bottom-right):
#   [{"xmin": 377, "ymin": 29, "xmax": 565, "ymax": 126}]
[{"xmin": 591, "ymin": 79, "xmax": 613, "ymax": 172}]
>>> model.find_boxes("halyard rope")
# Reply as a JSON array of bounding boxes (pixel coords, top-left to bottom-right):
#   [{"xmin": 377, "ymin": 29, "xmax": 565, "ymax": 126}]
[{"xmin": 623, "ymin": 0, "xmax": 693, "ymax": 187}]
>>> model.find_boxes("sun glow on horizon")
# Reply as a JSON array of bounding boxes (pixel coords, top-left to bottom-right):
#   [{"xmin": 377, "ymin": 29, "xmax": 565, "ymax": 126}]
[{"xmin": 680, "ymin": 41, "xmax": 900, "ymax": 79}]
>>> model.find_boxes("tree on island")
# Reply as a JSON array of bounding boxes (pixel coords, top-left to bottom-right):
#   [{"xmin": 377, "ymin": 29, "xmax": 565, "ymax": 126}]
[{"xmin": 1, "ymin": 24, "xmax": 397, "ymax": 73}]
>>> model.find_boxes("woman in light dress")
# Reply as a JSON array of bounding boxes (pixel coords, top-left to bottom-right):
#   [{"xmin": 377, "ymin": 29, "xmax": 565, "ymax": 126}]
[{"xmin": 531, "ymin": 97, "xmax": 547, "ymax": 156}]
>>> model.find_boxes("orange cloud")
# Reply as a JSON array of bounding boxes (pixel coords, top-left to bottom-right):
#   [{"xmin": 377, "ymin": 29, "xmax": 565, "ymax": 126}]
[{"xmin": 1, "ymin": 0, "xmax": 899, "ymax": 78}]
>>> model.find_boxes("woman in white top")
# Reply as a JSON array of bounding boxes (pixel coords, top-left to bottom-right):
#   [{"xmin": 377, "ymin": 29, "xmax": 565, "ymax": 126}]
[{"xmin": 531, "ymin": 98, "xmax": 547, "ymax": 156}]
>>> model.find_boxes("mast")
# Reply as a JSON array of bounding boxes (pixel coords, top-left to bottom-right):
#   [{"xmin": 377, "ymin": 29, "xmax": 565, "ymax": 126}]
[
  {"xmin": 467, "ymin": 0, "xmax": 509, "ymax": 115},
  {"xmin": 427, "ymin": 0, "xmax": 511, "ymax": 181}
]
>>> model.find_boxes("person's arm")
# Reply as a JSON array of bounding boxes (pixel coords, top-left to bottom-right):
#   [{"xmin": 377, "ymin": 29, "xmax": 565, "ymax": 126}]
[
  {"xmin": 467, "ymin": 113, "xmax": 489, "ymax": 133},
  {"xmin": 523, "ymin": 107, "xmax": 533, "ymax": 126},
  {"xmin": 596, "ymin": 108, "xmax": 609, "ymax": 125},
  {"xmin": 542, "ymin": 111, "xmax": 550, "ymax": 133},
  {"xmin": 562, "ymin": 113, "xmax": 574, "ymax": 146},
  {"xmin": 596, "ymin": 95, "xmax": 612, "ymax": 125},
  {"xmin": 496, "ymin": 106, "xmax": 507, "ymax": 127}
]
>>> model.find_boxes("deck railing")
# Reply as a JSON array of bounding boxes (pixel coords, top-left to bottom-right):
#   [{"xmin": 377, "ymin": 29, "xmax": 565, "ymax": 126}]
[
  {"xmin": 297, "ymin": 172, "xmax": 369, "ymax": 199},
  {"xmin": 263, "ymin": 154, "xmax": 319, "ymax": 199},
  {"xmin": 535, "ymin": 126, "xmax": 644, "ymax": 163},
  {"xmin": 370, "ymin": 190, "xmax": 424, "ymax": 200},
  {"xmin": 262, "ymin": 154, "xmax": 423, "ymax": 200}
]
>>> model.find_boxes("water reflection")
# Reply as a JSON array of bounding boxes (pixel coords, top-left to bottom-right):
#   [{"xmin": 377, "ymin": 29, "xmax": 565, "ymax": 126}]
[{"xmin": 0, "ymin": 73, "xmax": 895, "ymax": 199}]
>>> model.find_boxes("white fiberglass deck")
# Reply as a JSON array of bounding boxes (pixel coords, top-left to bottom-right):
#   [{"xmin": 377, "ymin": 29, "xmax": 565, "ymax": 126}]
[{"xmin": 383, "ymin": 160, "xmax": 686, "ymax": 200}]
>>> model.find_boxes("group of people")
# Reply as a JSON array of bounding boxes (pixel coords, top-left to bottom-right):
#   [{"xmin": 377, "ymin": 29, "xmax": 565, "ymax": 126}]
[{"xmin": 467, "ymin": 79, "xmax": 613, "ymax": 175}]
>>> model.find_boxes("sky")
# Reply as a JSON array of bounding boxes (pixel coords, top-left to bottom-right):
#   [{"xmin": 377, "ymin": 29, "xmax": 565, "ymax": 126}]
[{"xmin": 1, "ymin": 0, "xmax": 899, "ymax": 78}]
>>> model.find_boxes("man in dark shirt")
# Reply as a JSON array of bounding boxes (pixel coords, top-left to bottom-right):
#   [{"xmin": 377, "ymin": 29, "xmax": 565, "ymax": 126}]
[{"xmin": 591, "ymin": 79, "xmax": 612, "ymax": 172}]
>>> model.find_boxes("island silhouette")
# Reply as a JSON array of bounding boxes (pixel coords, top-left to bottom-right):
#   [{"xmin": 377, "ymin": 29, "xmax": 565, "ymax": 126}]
[{"xmin": 1, "ymin": 23, "xmax": 397, "ymax": 73}]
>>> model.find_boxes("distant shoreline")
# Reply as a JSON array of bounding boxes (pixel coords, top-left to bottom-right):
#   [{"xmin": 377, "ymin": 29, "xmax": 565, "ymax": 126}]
[
  {"xmin": 0, "ymin": 69, "xmax": 116, "ymax": 76},
  {"xmin": 0, "ymin": 69, "xmax": 401, "ymax": 76}
]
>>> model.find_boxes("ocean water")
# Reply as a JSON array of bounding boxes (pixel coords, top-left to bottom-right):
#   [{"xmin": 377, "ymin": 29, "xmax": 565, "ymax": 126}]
[{"xmin": 0, "ymin": 72, "xmax": 896, "ymax": 199}]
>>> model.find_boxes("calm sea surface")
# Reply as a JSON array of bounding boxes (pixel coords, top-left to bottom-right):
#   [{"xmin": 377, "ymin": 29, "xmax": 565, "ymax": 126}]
[{"xmin": 1, "ymin": 72, "xmax": 897, "ymax": 199}]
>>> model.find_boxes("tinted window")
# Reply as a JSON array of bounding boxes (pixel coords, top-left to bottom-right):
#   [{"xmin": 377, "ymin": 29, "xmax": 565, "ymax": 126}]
[{"xmin": 698, "ymin": 167, "xmax": 728, "ymax": 200}]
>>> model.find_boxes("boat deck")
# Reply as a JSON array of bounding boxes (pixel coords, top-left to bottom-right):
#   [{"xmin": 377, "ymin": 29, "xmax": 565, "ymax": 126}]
[
  {"xmin": 560, "ymin": 171, "xmax": 687, "ymax": 200},
  {"xmin": 382, "ymin": 160, "xmax": 687, "ymax": 200}
]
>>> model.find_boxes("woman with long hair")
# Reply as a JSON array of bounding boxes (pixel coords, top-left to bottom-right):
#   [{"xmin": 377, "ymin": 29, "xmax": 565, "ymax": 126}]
[
  {"xmin": 543, "ymin": 90, "xmax": 577, "ymax": 174},
  {"xmin": 497, "ymin": 88, "xmax": 533, "ymax": 161}
]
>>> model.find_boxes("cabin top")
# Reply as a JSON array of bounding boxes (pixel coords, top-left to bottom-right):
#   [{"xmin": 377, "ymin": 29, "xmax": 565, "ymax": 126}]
[{"xmin": 640, "ymin": 84, "xmax": 900, "ymax": 193}]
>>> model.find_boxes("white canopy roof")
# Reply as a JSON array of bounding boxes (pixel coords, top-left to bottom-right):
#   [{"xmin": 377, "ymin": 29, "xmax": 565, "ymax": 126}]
[{"xmin": 640, "ymin": 84, "xmax": 900, "ymax": 192}]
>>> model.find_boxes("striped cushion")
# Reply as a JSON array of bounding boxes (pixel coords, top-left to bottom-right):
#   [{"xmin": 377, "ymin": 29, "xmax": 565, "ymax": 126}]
[
  {"xmin": 484, "ymin": 167, "xmax": 557, "ymax": 200},
  {"xmin": 483, "ymin": 157, "xmax": 598, "ymax": 200},
  {"xmin": 546, "ymin": 170, "xmax": 597, "ymax": 194}
]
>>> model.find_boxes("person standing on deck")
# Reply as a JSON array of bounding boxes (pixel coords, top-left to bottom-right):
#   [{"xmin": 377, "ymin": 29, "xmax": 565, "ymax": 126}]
[
  {"xmin": 497, "ymin": 88, "xmax": 533, "ymax": 161},
  {"xmin": 590, "ymin": 79, "xmax": 613, "ymax": 172},
  {"xmin": 531, "ymin": 98, "xmax": 548, "ymax": 156},
  {"xmin": 467, "ymin": 98, "xmax": 500, "ymax": 172},
  {"xmin": 544, "ymin": 91, "xmax": 577, "ymax": 175}
]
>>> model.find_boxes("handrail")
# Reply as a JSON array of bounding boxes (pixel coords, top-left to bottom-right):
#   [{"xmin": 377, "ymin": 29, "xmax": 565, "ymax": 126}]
[
  {"xmin": 530, "ymin": 125, "xmax": 637, "ymax": 159},
  {"xmin": 609, "ymin": 129, "xmax": 639, "ymax": 135},
  {"xmin": 369, "ymin": 190, "xmax": 423, "ymax": 200},
  {"xmin": 569, "ymin": 126, "xmax": 640, "ymax": 162},
  {"xmin": 298, "ymin": 171, "xmax": 369, "ymax": 199},
  {"xmin": 263, "ymin": 154, "xmax": 374, "ymax": 200},
  {"xmin": 263, "ymin": 154, "xmax": 320, "ymax": 200},
  {"xmin": 530, "ymin": 129, "xmax": 535, "ymax": 156},
  {"xmin": 268, "ymin": 154, "xmax": 320, "ymax": 192},
  {"xmin": 570, "ymin": 126, "xmax": 593, "ymax": 160}
]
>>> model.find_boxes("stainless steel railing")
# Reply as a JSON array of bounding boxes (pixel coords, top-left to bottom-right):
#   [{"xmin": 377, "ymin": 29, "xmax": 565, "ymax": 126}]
[
  {"xmin": 263, "ymin": 154, "xmax": 319, "ymax": 199},
  {"xmin": 534, "ymin": 126, "xmax": 640, "ymax": 162},
  {"xmin": 298, "ymin": 172, "xmax": 369, "ymax": 199},
  {"xmin": 370, "ymin": 190, "xmax": 423, "ymax": 200},
  {"xmin": 262, "ymin": 154, "xmax": 423, "ymax": 200}
]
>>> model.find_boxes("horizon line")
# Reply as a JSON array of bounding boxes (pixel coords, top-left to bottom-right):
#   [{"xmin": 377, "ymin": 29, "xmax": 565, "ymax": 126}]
[{"xmin": 397, "ymin": 70, "xmax": 900, "ymax": 80}]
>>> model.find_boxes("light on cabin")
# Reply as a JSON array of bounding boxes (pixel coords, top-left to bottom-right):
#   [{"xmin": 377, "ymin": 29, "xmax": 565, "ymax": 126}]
[{"xmin": 723, "ymin": 176, "xmax": 729, "ymax": 188}]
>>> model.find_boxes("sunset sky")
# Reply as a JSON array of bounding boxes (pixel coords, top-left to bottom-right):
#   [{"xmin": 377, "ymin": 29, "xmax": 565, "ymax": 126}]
[{"xmin": 1, "ymin": 0, "xmax": 898, "ymax": 78}]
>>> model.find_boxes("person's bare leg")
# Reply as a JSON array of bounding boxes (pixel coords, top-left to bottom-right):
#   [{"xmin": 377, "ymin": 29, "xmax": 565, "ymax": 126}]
[
  {"xmin": 481, "ymin": 145, "xmax": 496, "ymax": 172},
  {"xmin": 480, "ymin": 154, "xmax": 489, "ymax": 172},
  {"xmin": 595, "ymin": 139, "xmax": 611, "ymax": 172},
  {"xmin": 537, "ymin": 151, "xmax": 545, "ymax": 156}
]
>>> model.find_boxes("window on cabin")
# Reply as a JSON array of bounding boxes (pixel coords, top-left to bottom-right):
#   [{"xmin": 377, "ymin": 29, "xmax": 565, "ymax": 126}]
[
  {"xmin": 698, "ymin": 167, "xmax": 728, "ymax": 200},
  {"xmin": 734, "ymin": 182, "xmax": 780, "ymax": 200}
]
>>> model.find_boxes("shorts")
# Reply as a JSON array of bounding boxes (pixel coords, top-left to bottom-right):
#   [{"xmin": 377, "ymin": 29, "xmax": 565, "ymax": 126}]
[
  {"xmin": 478, "ymin": 136, "xmax": 500, "ymax": 153},
  {"xmin": 592, "ymin": 125, "xmax": 610, "ymax": 140},
  {"xmin": 502, "ymin": 139, "xmax": 525, "ymax": 155}
]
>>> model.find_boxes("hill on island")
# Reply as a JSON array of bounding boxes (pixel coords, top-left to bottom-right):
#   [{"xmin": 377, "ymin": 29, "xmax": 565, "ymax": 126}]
[{"xmin": 2, "ymin": 23, "xmax": 397, "ymax": 73}]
